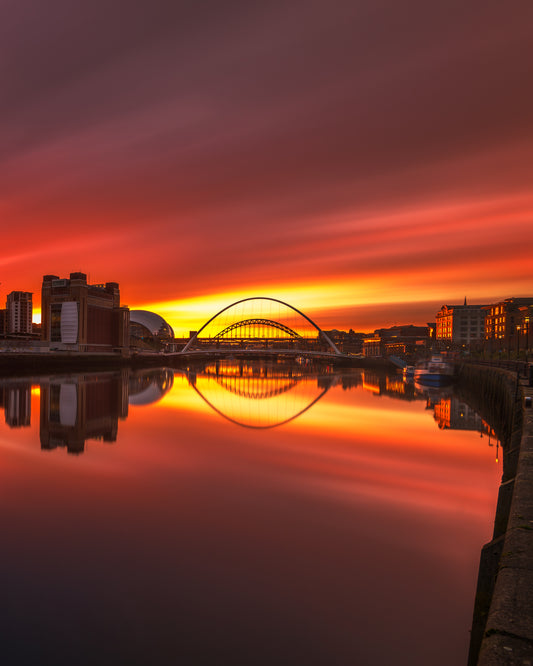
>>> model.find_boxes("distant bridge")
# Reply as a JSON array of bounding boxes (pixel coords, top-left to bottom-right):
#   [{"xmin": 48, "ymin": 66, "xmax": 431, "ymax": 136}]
[
  {"xmin": 181, "ymin": 297, "xmax": 341, "ymax": 356},
  {"xmin": 213, "ymin": 318, "xmax": 303, "ymax": 340}
]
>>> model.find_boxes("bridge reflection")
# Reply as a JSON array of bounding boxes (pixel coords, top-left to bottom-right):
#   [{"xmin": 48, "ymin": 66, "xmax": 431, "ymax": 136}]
[{"xmin": 182, "ymin": 358, "xmax": 338, "ymax": 429}]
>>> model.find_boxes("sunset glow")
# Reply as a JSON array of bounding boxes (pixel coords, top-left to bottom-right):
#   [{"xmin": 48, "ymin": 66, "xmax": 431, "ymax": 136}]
[
  {"xmin": 127, "ymin": 371, "xmax": 501, "ymax": 520},
  {"xmin": 2, "ymin": 1, "xmax": 532, "ymax": 333},
  {"xmin": 2, "ymin": 3, "xmax": 531, "ymax": 657}
]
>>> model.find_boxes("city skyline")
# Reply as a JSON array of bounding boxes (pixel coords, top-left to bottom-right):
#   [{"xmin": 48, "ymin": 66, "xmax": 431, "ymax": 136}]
[
  {"xmin": 1, "ymin": 269, "xmax": 531, "ymax": 339},
  {"xmin": 2, "ymin": 1, "xmax": 533, "ymax": 336}
]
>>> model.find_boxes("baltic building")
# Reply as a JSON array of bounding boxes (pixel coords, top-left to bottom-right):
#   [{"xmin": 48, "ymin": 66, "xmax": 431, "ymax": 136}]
[{"xmin": 41, "ymin": 273, "xmax": 129, "ymax": 352}]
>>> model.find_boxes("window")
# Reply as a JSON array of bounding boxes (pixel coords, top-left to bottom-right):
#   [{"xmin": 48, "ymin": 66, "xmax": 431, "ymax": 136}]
[{"xmin": 50, "ymin": 304, "xmax": 62, "ymax": 341}]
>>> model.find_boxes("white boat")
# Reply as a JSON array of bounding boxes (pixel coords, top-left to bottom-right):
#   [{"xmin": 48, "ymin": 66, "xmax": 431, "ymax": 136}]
[{"xmin": 413, "ymin": 354, "xmax": 454, "ymax": 386}]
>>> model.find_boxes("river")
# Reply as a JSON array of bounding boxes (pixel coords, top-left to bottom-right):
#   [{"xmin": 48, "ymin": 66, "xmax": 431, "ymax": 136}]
[{"xmin": 0, "ymin": 360, "xmax": 501, "ymax": 665}]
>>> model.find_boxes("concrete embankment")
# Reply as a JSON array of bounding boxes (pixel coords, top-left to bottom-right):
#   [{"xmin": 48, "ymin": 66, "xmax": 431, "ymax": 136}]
[
  {"xmin": 0, "ymin": 350, "xmax": 394, "ymax": 378},
  {"xmin": 456, "ymin": 363, "xmax": 533, "ymax": 665},
  {"xmin": 0, "ymin": 352, "xmax": 167, "ymax": 376}
]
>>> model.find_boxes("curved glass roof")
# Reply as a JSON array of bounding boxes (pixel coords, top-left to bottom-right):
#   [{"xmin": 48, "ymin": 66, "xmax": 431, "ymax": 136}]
[{"xmin": 130, "ymin": 310, "xmax": 174, "ymax": 338}]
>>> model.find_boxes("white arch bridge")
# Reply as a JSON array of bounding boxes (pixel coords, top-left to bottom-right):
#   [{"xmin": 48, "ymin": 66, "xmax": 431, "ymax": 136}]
[{"xmin": 180, "ymin": 297, "xmax": 341, "ymax": 356}]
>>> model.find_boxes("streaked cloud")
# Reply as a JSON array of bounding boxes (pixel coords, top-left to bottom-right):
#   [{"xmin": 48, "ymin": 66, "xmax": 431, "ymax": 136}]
[{"xmin": 1, "ymin": 0, "xmax": 532, "ymax": 331}]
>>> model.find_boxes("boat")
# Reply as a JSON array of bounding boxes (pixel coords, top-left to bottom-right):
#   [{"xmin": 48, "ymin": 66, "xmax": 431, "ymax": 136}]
[{"xmin": 413, "ymin": 354, "xmax": 454, "ymax": 386}]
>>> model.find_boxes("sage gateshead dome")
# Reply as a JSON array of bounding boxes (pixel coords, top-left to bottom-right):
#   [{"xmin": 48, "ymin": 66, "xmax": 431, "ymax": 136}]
[{"xmin": 129, "ymin": 310, "xmax": 175, "ymax": 349}]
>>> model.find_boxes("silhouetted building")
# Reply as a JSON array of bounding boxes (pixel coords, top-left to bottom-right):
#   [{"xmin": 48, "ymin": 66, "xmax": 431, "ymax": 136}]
[
  {"xmin": 435, "ymin": 302, "xmax": 487, "ymax": 347},
  {"xmin": 0, "ymin": 309, "xmax": 6, "ymax": 335},
  {"xmin": 363, "ymin": 325, "xmax": 431, "ymax": 358},
  {"xmin": 323, "ymin": 329, "xmax": 365, "ymax": 354},
  {"xmin": 6, "ymin": 291, "xmax": 33, "ymax": 335},
  {"xmin": 41, "ymin": 273, "xmax": 129, "ymax": 352}
]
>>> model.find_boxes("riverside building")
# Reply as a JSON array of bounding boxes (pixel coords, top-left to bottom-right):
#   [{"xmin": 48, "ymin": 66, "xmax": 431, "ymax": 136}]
[
  {"xmin": 484, "ymin": 297, "xmax": 533, "ymax": 355},
  {"xmin": 41, "ymin": 273, "xmax": 129, "ymax": 352},
  {"xmin": 129, "ymin": 310, "xmax": 176, "ymax": 351},
  {"xmin": 435, "ymin": 302, "xmax": 487, "ymax": 347},
  {"xmin": 484, "ymin": 297, "xmax": 533, "ymax": 341},
  {"xmin": 6, "ymin": 291, "xmax": 33, "ymax": 335},
  {"xmin": 363, "ymin": 325, "xmax": 431, "ymax": 358}
]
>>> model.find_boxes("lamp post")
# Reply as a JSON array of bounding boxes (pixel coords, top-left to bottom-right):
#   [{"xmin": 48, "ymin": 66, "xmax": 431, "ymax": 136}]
[{"xmin": 524, "ymin": 317, "xmax": 532, "ymax": 363}]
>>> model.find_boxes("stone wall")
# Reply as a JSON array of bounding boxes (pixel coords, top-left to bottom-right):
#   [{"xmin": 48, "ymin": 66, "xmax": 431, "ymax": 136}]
[{"xmin": 456, "ymin": 363, "xmax": 533, "ymax": 664}]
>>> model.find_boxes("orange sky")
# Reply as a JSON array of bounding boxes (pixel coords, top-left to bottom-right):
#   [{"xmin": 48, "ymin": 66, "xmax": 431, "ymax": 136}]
[{"xmin": 1, "ymin": 1, "xmax": 532, "ymax": 335}]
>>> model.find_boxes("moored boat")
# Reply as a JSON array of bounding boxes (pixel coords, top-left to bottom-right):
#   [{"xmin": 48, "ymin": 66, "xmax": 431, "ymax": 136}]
[{"xmin": 413, "ymin": 354, "xmax": 454, "ymax": 386}]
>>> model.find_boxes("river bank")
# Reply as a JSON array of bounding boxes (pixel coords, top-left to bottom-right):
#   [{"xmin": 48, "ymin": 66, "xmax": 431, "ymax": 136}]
[
  {"xmin": 0, "ymin": 350, "xmax": 395, "ymax": 377},
  {"xmin": 0, "ymin": 351, "xmax": 165, "ymax": 375},
  {"xmin": 457, "ymin": 363, "xmax": 533, "ymax": 665}
]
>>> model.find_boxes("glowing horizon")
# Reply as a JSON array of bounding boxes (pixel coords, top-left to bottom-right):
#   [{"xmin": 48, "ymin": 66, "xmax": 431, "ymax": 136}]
[
  {"xmin": 3, "ymin": 2, "xmax": 533, "ymax": 334},
  {"xmin": 25, "ymin": 191, "xmax": 533, "ymax": 335}
]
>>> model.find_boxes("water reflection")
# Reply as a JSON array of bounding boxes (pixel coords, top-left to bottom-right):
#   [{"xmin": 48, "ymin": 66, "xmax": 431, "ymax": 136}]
[
  {"xmin": 129, "ymin": 368, "xmax": 174, "ymax": 405},
  {"xmin": 361, "ymin": 369, "xmax": 415, "ymax": 399},
  {"xmin": 0, "ymin": 369, "xmax": 174, "ymax": 454},
  {"xmin": 182, "ymin": 358, "xmax": 336, "ymax": 428},
  {"xmin": 0, "ymin": 361, "xmax": 499, "ymax": 450},
  {"xmin": 39, "ymin": 374, "xmax": 128, "ymax": 454},
  {"xmin": 0, "ymin": 360, "xmax": 502, "ymax": 665},
  {"xmin": 0, "ymin": 380, "xmax": 32, "ymax": 427}
]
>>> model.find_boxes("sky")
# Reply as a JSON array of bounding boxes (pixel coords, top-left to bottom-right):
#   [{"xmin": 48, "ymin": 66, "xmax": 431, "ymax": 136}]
[{"xmin": 1, "ymin": 0, "xmax": 533, "ymax": 335}]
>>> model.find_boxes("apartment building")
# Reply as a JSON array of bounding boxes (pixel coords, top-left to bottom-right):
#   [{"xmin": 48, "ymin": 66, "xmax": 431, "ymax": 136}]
[
  {"xmin": 435, "ymin": 303, "xmax": 487, "ymax": 346},
  {"xmin": 6, "ymin": 291, "xmax": 33, "ymax": 335}
]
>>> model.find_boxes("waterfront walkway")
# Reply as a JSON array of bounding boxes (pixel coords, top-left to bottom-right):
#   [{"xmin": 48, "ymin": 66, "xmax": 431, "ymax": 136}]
[{"xmin": 468, "ymin": 365, "xmax": 533, "ymax": 664}]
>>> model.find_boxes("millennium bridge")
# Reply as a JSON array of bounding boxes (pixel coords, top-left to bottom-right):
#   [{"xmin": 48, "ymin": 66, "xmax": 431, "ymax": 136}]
[{"xmin": 177, "ymin": 296, "xmax": 342, "ymax": 360}]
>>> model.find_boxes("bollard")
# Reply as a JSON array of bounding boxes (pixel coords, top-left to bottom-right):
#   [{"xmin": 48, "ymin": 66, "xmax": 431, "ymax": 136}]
[
  {"xmin": 529, "ymin": 364, "xmax": 533, "ymax": 387},
  {"xmin": 525, "ymin": 396, "xmax": 532, "ymax": 408}
]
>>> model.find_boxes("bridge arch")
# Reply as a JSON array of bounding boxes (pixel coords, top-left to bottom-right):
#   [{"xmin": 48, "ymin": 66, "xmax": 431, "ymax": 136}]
[
  {"xmin": 181, "ymin": 297, "xmax": 340, "ymax": 355},
  {"xmin": 214, "ymin": 318, "xmax": 302, "ymax": 340}
]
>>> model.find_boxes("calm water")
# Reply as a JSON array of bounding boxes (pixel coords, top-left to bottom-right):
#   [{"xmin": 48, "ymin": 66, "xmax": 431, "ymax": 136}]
[{"xmin": 0, "ymin": 360, "xmax": 501, "ymax": 665}]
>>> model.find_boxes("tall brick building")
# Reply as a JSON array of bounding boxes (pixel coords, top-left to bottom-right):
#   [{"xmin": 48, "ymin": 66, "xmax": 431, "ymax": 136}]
[
  {"xmin": 6, "ymin": 291, "xmax": 33, "ymax": 335},
  {"xmin": 484, "ymin": 297, "xmax": 533, "ymax": 340},
  {"xmin": 41, "ymin": 272, "xmax": 129, "ymax": 352}
]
